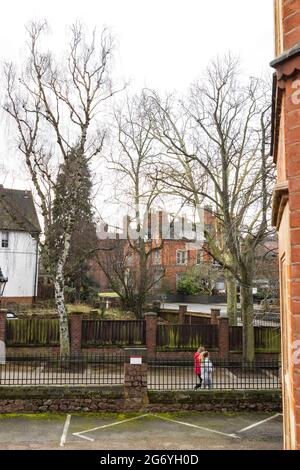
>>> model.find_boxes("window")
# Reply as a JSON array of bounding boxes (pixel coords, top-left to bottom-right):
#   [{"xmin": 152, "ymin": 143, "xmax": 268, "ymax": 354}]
[
  {"xmin": 196, "ymin": 250, "xmax": 201, "ymax": 265},
  {"xmin": 170, "ymin": 220, "xmax": 175, "ymax": 239},
  {"xmin": 176, "ymin": 250, "xmax": 186, "ymax": 265},
  {"xmin": 153, "ymin": 271, "xmax": 163, "ymax": 289},
  {"xmin": 1, "ymin": 232, "xmax": 9, "ymax": 248}
]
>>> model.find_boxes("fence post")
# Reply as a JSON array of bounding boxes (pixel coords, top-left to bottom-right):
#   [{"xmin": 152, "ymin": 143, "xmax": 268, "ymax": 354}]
[
  {"xmin": 0, "ymin": 309, "xmax": 6, "ymax": 362},
  {"xmin": 218, "ymin": 316, "xmax": 229, "ymax": 358},
  {"xmin": 0, "ymin": 309, "xmax": 6, "ymax": 343},
  {"xmin": 179, "ymin": 305, "xmax": 187, "ymax": 324},
  {"xmin": 145, "ymin": 312, "xmax": 157, "ymax": 359},
  {"xmin": 124, "ymin": 347, "xmax": 148, "ymax": 410},
  {"xmin": 70, "ymin": 312, "xmax": 83, "ymax": 354},
  {"xmin": 211, "ymin": 308, "xmax": 221, "ymax": 325}
]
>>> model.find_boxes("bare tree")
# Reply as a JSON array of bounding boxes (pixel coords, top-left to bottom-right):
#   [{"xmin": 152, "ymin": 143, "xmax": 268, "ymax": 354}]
[
  {"xmin": 96, "ymin": 237, "xmax": 164, "ymax": 318},
  {"xmin": 146, "ymin": 56, "xmax": 273, "ymax": 361},
  {"xmin": 97, "ymin": 93, "xmax": 164, "ymax": 317},
  {"xmin": 3, "ymin": 21, "xmax": 121, "ymax": 355}
]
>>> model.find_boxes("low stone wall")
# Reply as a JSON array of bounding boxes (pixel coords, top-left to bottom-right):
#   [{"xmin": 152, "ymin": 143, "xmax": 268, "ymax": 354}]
[
  {"xmin": 0, "ymin": 386, "xmax": 124, "ymax": 413},
  {"xmin": 147, "ymin": 390, "xmax": 282, "ymax": 413},
  {"xmin": 0, "ymin": 386, "xmax": 282, "ymax": 414}
]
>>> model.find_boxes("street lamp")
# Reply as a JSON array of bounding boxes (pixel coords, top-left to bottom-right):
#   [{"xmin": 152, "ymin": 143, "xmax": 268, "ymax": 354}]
[{"xmin": 0, "ymin": 268, "xmax": 8, "ymax": 305}]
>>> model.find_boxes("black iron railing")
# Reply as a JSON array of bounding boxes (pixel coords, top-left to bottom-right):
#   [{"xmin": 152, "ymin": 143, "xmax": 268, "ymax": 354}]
[
  {"xmin": 0, "ymin": 353, "xmax": 125, "ymax": 386},
  {"xmin": 148, "ymin": 359, "xmax": 281, "ymax": 390}
]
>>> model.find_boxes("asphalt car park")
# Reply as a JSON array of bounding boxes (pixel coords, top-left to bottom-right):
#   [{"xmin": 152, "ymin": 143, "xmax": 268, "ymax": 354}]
[{"xmin": 0, "ymin": 411, "xmax": 283, "ymax": 450}]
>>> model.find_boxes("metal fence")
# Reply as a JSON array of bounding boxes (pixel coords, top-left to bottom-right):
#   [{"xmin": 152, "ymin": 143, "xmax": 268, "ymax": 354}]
[
  {"xmin": 237, "ymin": 313, "xmax": 281, "ymax": 328},
  {"xmin": 82, "ymin": 320, "xmax": 146, "ymax": 347},
  {"xmin": 148, "ymin": 359, "xmax": 281, "ymax": 390},
  {"xmin": 0, "ymin": 353, "xmax": 125, "ymax": 386}
]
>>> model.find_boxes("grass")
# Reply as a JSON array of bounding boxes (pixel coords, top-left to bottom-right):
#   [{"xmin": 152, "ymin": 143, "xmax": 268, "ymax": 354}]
[
  {"xmin": 67, "ymin": 304, "xmax": 92, "ymax": 314},
  {"xmin": 0, "ymin": 410, "xmax": 267, "ymax": 421},
  {"xmin": 8, "ymin": 303, "xmax": 138, "ymax": 321},
  {"xmin": 0, "ymin": 413, "xmax": 65, "ymax": 420}
]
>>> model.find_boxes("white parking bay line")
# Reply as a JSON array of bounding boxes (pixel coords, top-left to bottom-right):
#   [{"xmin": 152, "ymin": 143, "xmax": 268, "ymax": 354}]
[
  {"xmin": 60, "ymin": 414, "xmax": 72, "ymax": 447},
  {"xmin": 151, "ymin": 414, "xmax": 241, "ymax": 440},
  {"xmin": 237, "ymin": 413, "xmax": 283, "ymax": 434},
  {"xmin": 72, "ymin": 414, "xmax": 149, "ymax": 441}
]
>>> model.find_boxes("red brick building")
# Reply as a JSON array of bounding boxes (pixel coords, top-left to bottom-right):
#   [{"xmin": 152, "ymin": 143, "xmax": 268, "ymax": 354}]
[
  {"xmin": 271, "ymin": 0, "xmax": 300, "ymax": 450},
  {"xmin": 90, "ymin": 209, "xmax": 216, "ymax": 294}
]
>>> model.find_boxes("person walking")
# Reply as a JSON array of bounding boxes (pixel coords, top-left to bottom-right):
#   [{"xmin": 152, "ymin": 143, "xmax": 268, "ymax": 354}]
[
  {"xmin": 202, "ymin": 351, "xmax": 214, "ymax": 389},
  {"xmin": 194, "ymin": 346, "xmax": 205, "ymax": 390}
]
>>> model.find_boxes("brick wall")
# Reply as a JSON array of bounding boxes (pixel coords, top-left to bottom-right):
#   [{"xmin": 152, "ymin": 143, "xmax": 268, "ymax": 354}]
[
  {"xmin": 145, "ymin": 313, "xmax": 157, "ymax": 359},
  {"xmin": 272, "ymin": 0, "xmax": 300, "ymax": 451},
  {"xmin": 282, "ymin": 0, "xmax": 300, "ymax": 50},
  {"xmin": 70, "ymin": 313, "xmax": 82, "ymax": 354}
]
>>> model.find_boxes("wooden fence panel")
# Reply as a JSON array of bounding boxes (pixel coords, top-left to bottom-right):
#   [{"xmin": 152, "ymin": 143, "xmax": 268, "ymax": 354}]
[
  {"xmin": 6, "ymin": 319, "xmax": 60, "ymax": 346},
  {"xmin": 184, "ymin": 315, "xmax": 211, "ymax": 325},
  {"xmin": 254, "ymin": 327, "xmax": 281, "ymax": 352},
  {"xmin": 229, "ymin": 326, "xmax": 243, "ymax": 352},
  {"xmin": 230, "ymin": 326, "xmax": 281, "ymax": 353},
  {"xmin": 157, "ymin": 324, "xmax": 219, "ymax": 351},
  {"xmin": 82, "ymin": 320, "xmax": 146, "ymax": 346}
]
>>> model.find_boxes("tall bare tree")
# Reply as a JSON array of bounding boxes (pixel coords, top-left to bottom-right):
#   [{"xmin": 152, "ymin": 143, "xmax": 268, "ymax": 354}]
[
  {"xmin": 3, "ymin": 21, "xmax": 120, "ymax": 354},
  {"xmin": 146, "ymin": 56, "xmax": 273, "ymax": 361},
  {"xmin": 97, "ymin": 93, "xmax": 164, "ymax": 317}
]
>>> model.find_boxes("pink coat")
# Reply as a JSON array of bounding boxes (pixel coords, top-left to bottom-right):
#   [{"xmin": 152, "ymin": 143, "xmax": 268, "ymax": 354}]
[{"xmin": 194, "ymin": 352, "xmax": 202, "ymax": 375}]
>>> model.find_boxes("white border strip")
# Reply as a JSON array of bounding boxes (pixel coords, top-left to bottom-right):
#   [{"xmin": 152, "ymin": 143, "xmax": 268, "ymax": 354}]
[
  {"xmin": 152, "ymin": 414, "xmax": 241, "ymax": 440},
  {"xmin": 237, "ymin": 413, "xmax": 282, "ymax": 433},
  {"xmin": 72, "ymin": 414, "xmax": 149, "ymax": 441},
  {"xmin": 60, "ymin": 414, "xmax": 71, "ymax": 447}
]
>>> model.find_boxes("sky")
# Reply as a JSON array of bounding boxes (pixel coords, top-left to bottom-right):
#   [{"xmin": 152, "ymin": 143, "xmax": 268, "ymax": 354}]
[{"xmin": 0, "ymin": 0, "xmax": 275, "ymax": 220}]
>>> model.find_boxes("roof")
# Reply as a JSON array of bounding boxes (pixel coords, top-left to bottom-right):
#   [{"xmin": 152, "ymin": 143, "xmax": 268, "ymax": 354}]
[
  {"xmin": 270, "ymin": 43, "xmax": 300, "ymax": 68},
  {"xmin": 0, "ymin": 186, "xmax": 41, "ymax": 234}
]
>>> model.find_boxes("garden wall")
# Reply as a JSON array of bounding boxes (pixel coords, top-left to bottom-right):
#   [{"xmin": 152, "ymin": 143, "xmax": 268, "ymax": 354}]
[
  {"xmin": 1, "ymin": 310, "xmax": 281, "ymax": 359},
  {"xmin": 0, "ymin": 386, "xmax": 281, "ymax": 413}
]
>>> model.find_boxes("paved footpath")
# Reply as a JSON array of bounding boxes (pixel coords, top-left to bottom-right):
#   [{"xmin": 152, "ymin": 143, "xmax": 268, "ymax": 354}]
[{"xmin": 0, "ymin": 412, "xmax": 283, "ymax": 450}]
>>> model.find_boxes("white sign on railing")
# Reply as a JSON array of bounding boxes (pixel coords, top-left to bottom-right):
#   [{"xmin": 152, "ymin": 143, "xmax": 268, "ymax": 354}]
[{"xmin": 130, "ymin": 356, "xmax": 142, "ymax": 365}]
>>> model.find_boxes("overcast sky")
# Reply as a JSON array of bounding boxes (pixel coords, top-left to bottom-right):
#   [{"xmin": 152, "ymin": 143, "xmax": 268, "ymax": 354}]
[{"xmin": 0, "ymin": 0, "xmax": 275, "ymax": 211}]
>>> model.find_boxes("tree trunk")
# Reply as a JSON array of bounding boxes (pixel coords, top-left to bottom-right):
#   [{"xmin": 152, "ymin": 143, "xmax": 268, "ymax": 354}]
[
  {"xmin": 240, "ymin": 274, "xmax": 255, "ymax": 363},
  {"xmin": 225, "ymin": 270, "xmax": 237, "ymax": 326},
  {"xmin": 54, "ymin": 259, "xmax": 70, "ymax": 356},
  {"xmin": 137, "ymin": 239, "xmax": 147, "ymax": 319}
]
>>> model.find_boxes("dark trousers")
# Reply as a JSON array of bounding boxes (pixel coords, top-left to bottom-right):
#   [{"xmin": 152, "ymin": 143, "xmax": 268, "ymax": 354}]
[{"xmin": 194, "ymin": 374, "xmax": 202, "ymax": 389}]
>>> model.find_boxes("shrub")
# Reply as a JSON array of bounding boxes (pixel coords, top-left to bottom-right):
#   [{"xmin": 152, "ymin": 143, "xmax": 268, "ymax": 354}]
[{"xmin": 177, "ymin": 278, "xmax": 199, "ymax": 295}]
